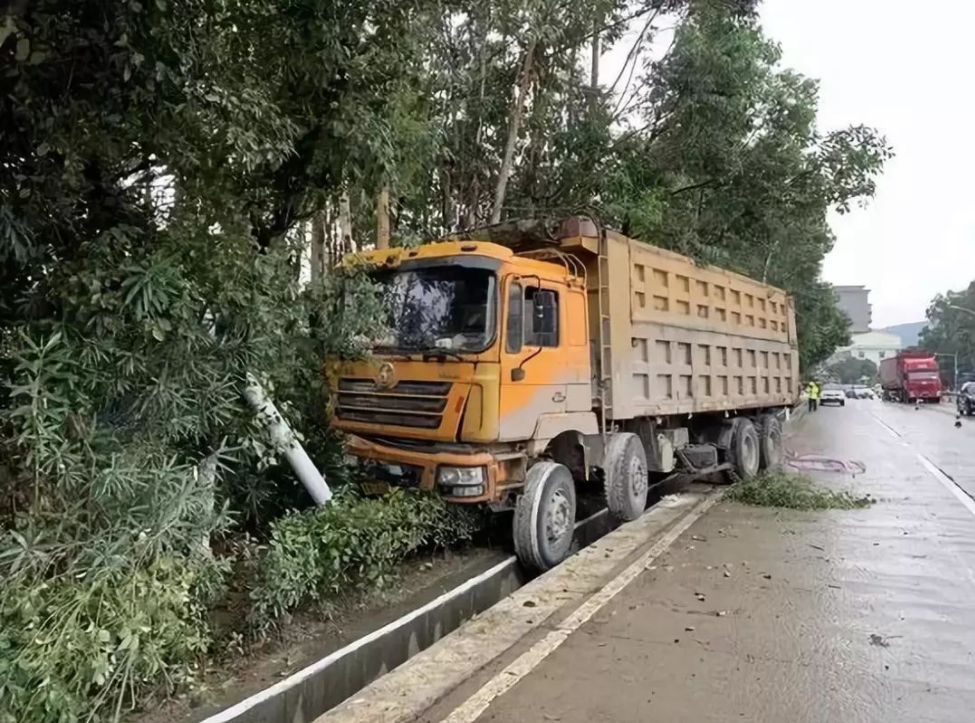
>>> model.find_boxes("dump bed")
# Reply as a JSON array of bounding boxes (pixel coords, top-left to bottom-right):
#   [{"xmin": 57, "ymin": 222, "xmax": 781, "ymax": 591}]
[
  {"xmin": 879, "ymin": 356, "xmax": 901, "ymax": 388},
  {"xmin": 560, "ymin": 221, "xmax": 799, "ymax": 419}
]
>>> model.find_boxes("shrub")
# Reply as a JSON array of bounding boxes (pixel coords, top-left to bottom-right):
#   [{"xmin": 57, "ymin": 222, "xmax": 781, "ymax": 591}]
[{"xmin": 250, "ymin": 490, "xmax": 483, "ymax": 628}]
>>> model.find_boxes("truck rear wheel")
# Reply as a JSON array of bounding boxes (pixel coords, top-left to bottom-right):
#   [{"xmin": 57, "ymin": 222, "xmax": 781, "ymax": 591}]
[
  {"xmin": 729, "ymin": 419, "xmax": 761, "ymax": 480},
  {"xmin": 603, "ymin": 433, "xmax": 649, "ymax": 522},
  {"xmin": 758, "ymin": 415, "xmax": 783, "ymax": 470},
  {"xmin": 514, "ymin": 461, "xmax": 577, "ymax": 572}
]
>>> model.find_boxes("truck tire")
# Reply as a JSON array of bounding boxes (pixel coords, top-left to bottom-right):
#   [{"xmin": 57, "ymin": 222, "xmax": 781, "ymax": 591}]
[
  {"xmin": 603, "ymin": 433, "xmax": 649, "ymax": 522},
  {"xmin": 728, "ymin": 418, "xmax": 760, "ymax": 480},
  {"xmin": 757, "ymin": 415, "xmax": 783, "ymax": 470},
  {"xmin": 513, "ymin": 461, "xmax": 577, "ymax": 572}
]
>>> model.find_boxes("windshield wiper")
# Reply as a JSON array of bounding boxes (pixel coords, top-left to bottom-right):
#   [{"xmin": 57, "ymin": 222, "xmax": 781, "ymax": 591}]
[
  {"xmin": 373, "ymin": 345, "xmax": 467, "ymax": 361},
  {"xmin": 420, "ymin": 347, "xmax": 466, "ymax": 361}
]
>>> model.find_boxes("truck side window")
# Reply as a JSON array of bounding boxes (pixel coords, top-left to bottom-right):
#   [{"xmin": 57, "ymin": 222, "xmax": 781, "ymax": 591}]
[
  {"xmin": 525, "ymin": 287, "xmax": 559, "ymax": 347},
  {"xmin": 506, "ymin": 282, "xmax": 523, "ymax": 353}
]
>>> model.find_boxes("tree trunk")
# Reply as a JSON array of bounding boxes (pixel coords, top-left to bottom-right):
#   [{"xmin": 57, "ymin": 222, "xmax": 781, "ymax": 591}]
[
  {"xmin": 376, "ymin": 184, "xmax": 391, "ymax": 249},
  {"xmin": 310, "ymin": 212, "xmax": 326, "ymax": 280},
  {"xmin": 466, "ymin": 177, "xmax": 479, "ymax": 230},
  {"xmin": 441, "ymin": 166, "xmax": 453, "ymax": 232},
  {"xmin": 590, "ymin": 23, "xmax": 600, "ymax": 97},
  {"xmin": 490, "ymin": 38, "xmax": 537, "ymax": 225},
  {"xmin": 467, "ymin": 22, "xmax": 489, "ymax": 230},
  {"xmin": 338, "ymin": 191, "xmax": 354, "ymax": 253}
]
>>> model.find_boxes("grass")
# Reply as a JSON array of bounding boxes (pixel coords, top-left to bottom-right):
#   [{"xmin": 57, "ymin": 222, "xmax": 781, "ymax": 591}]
[{"xmin": 728, "ymin": 469, "xmax": 873, "ymax": 510}]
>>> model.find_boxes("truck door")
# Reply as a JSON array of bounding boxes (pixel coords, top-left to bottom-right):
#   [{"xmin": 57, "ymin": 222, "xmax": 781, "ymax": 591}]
[{"xmin": 499, "ymin": 277, "xmax": 568, "ymax": 441}]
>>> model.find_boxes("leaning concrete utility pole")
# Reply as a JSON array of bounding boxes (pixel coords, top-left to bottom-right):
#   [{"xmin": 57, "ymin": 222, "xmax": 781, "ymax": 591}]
[{"xmin": 243, "ymin": 374, "xmax": 332, "ymax": 505}]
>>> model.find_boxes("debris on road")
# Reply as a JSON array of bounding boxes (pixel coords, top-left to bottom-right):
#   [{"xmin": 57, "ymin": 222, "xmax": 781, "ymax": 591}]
[{"xmin": 869, "ymin": 633, "xmax": 902, "ymax": 648}]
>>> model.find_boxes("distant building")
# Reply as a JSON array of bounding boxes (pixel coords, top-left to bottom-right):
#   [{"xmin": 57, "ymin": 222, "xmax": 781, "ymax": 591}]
[
  {"xmin": 831, "ymin": 330, "xmax": 902, "ymax": 367},
  {"xmin": 833, "ymin": 285, "xmax": 872, "ymax": 333}
]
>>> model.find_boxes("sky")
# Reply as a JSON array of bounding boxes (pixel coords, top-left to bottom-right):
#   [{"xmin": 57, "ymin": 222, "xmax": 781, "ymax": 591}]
[
  {"xmin": 602, "ymin": 1, "xmax": 975, "ymax": 329},
  {"xmin": 760, "ymin": 0, "xmax": 975, "ymax": 328}
]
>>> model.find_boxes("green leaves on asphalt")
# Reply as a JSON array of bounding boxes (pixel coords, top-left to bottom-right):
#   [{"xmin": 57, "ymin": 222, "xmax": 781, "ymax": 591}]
[{"xmin": 729, "ymin": 470, "xmax": 874, "ymax": 511}]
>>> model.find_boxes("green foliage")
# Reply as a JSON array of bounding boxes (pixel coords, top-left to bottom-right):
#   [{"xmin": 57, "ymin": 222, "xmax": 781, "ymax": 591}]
[
  {"xmin": 795, "ymin": 283, "xmax": 853, "ymax": 371},
  {"xmin": 728, "ymin": 469, "xmax": 873, "ymax": 511},
  {"xmin": 250, "ymin": 490, "xmax": 483, "ymax": 628},
  {"xmin": 920, "ymin": 281, "xmax": 975, "ymax": 376},
  {"xmin": 0, "ymin": 555, "xmax": 216, "ymax": 723},
  {"xmin": 826, "ymin": 356, "xmax": 879, "ymax": 385}
]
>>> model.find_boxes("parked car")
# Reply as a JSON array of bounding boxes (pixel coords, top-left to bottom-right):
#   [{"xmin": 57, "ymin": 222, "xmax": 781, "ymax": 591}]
[
  {"xmin": 957, "ymin": 382, "xmax": 975, "ymax": 416},
  {"xmin": 820, "ymin": 387, "xmax": 846, "ymax": 406},
  {"xmin": 844, "ymin": 389, "xmax": 857, "ymax": 399}
]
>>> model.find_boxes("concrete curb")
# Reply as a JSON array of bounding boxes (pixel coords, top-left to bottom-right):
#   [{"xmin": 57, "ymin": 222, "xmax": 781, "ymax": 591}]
[
  {"xmin": 194, "ymin": 507, "xmax": 618, "ymax": 723},
  {"xmin": 313, "ymin": 491, "xmax": 715, "ymax": 723}
]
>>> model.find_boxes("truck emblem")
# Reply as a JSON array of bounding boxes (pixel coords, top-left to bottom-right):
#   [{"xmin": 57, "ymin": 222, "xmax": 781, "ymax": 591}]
[{"xmin": 375, "ymin": 362, "xmax": 396, "ymax": 390}]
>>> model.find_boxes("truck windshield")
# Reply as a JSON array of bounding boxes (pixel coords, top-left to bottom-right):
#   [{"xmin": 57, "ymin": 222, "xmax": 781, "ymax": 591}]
[
  {"xmin": 908, "ymin": 371, "xmax": 939, "ymax": 380},
  {"xmin": 374, "ymin": 266, "xmax": 497, "ymax": 353}
]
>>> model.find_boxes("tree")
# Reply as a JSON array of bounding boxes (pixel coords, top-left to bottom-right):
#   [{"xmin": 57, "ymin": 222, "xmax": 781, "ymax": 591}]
[
  {"xmin": 827, "ymin": 356, "xmax": 878, "ymax": 385},
  {"xmin": 920, "ymin": 280, "xmax": 975, "ymax": 377},
  {"xmin": 1, "ymin": 2, "xmax": 401, "ymax": 719},
  {"xmin": 599, "ymin": 5, "xmax": 888, "ymax": 369}
]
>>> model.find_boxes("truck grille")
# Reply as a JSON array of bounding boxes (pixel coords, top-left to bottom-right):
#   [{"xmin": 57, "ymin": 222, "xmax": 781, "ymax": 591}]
[{"xmin": 336, "ymin": 379, "xmax": 452, "ymax": 430}]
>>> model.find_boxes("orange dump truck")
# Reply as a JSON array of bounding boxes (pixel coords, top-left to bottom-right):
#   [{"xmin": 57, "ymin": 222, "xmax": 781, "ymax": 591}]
[{"xmin": 331, "ymin": 217, "xmax": 799, "ymax": 570}]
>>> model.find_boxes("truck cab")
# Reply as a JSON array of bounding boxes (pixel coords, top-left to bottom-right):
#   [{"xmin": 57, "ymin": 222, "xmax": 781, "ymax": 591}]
[{"xmin": 330, "ymin": 241, "xmax": 594, "ymax": 506}]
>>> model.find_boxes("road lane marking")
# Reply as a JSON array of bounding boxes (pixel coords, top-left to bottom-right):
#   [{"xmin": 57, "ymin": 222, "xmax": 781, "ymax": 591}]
[
  {"xmin": 440, "ymin": 494, "xmax": 721, "ymax": 723},
  {"xmin": 916, "ymin": 454, "xmax": 975, "ymax": 520},
  {"xmin": 868, "ymin": 412, "xmax": 975, "ymax": 519},
  {"xmin": 870, "ymin": 413, "xmax": 902, "ymax": 439}
]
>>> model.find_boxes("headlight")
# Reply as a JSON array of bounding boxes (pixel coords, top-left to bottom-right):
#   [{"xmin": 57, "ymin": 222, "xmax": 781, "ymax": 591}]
[
  {"xmin": 438, "ymin": 466, "xmax": 486, "ymax": 496},
  {"xmin": 437, "ymin": 466, "xmax": 486, "ymax": 487}
]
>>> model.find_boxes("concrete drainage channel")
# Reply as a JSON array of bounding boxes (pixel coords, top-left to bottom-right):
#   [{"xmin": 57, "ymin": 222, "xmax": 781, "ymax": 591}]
[
  {"xmin": 197, "ymin": 507, "xmax": 619, "ymax": 723},
  {"xmin": 192, "ymin": 401, "xmax": 817, "ymax": 723},
  {"xmin": 193, "ymin": 404, "xmax": 809, "ymax": 723},
  {"xmin": 193, "ymin": 402, "xmax": 808, "ymax": 723}
]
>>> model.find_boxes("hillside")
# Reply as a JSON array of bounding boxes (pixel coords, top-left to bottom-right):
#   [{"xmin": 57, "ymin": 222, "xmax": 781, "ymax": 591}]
[{"xmin": 881, "ymin": 321, "xmax": 928, "ymax": 347}]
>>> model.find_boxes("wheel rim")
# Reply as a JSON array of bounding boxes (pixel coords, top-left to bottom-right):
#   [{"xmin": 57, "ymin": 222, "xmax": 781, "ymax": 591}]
[
  {"xmin": 545, "ymin": 488, "xmax": 572, "ymax": 544},
  {"xmin": 629, "ymin": 454, "xmax": 648, "ymax": 500}
]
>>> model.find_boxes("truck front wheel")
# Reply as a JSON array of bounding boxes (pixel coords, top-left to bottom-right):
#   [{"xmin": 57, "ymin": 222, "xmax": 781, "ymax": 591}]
[
  {"xmin": 603, "ymin": 433, "xmax": 649, "ymax": 522},
  {"xmin": 514, "ymin": 461, "xmax": 577, "ymax": 572},
  {"xmin": 729, "ymin": 419, "xmax": 761, "ymax": 480}
]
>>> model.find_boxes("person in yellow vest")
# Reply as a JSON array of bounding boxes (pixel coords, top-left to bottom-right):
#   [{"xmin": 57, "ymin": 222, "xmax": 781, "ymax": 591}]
[{"xmin": 806, "ymin": 380, "xmax": 820, "ymax": 412}]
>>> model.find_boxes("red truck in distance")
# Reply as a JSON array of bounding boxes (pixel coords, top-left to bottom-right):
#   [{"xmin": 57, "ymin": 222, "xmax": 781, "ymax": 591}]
[{"xmin": 880, "ymin": 351, "xmax": 943, "ymax": 403}]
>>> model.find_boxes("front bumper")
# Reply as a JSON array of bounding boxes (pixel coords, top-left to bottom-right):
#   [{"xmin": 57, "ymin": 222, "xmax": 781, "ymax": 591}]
[{"xmin": 345, "ymin": 434, "xmax": 525, "ymax": 504}]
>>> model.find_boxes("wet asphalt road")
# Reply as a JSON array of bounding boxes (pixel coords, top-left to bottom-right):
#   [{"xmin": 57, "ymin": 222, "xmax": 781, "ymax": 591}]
[{"xmin": 442, "ymin": 399, "xmax": 975, "ymax": 723}]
